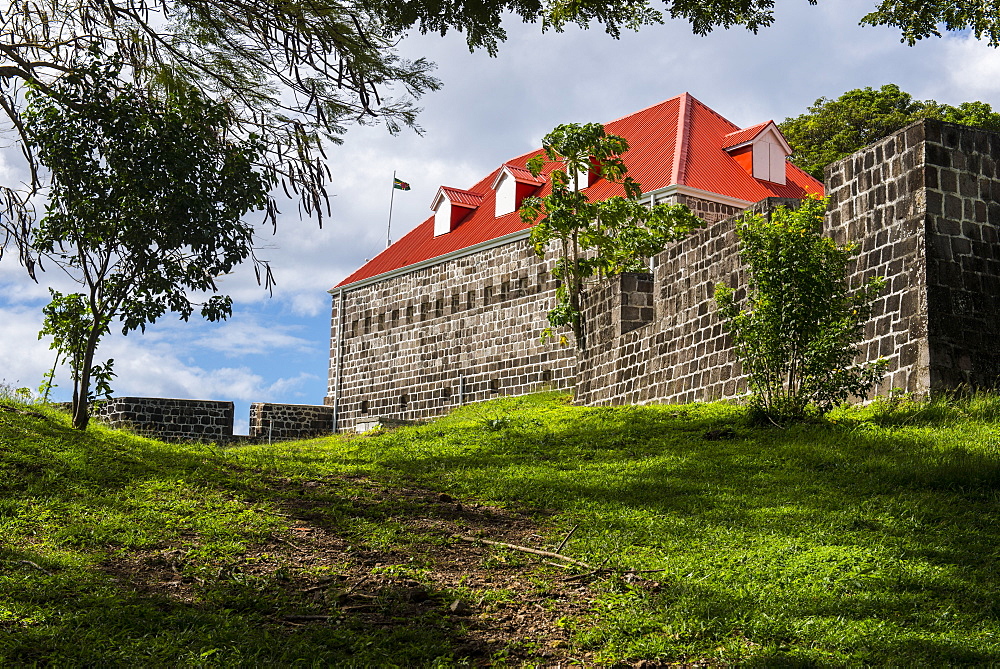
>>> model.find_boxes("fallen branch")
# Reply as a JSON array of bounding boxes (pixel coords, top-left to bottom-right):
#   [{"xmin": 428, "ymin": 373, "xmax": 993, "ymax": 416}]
[
  {"xmin": 273, "ymin": 535, "xmax": 305, "ymax": 552},
  {"xmin": 453, "ymin": 534, "xmax": 592, "ymax": 569},
  {"xmin": 0, "ymin": 403, "xmax": 48, "ymax": 419},
  {"xmin": 283, "ymin": 614, "xmax": 333, "ymax": 621},
  {"xmin": 18, "ymin": 560, "xmax": 52, "ymax": 576},
  {"xmin": 564, "ymin": 557, "xmax": 611, "ymax": 582},
  {"xmin": 301, "ymin": 575, "xmax": 344, "ymax": 593}
]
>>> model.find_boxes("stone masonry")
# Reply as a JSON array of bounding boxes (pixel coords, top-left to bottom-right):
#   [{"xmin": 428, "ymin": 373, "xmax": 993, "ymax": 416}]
[
  {"xmin": 326, "ymin": 193, "xmax": 736, "ymax": 431},
  {"xmin": 326, "ymin": 238, "xmax": 578, "ymax": 430},
  {"xmin": 828, "ymin": 119, "xmax": 1000, "ymax": 391},
  {"xmin": 250, "ymin": 402, "xmax": 337, "ymax": 441},
  {"xmin": 579, "ymin": 119, "xmax": 1000, "ymax": 406},
  {"xmin": 329, "ymin": 119, "xmax": 1000, "ymax": 428},
  {"xmin": 574, "ymin": 200, "xmax": 802, "ymax": 407},
  {"xmin": 94, "ymin": 397, "xmax": 234, "ymax": 442}
]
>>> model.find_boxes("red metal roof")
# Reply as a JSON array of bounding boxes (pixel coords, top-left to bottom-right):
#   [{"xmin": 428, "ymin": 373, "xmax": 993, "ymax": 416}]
[
  {"xmin": 721, "ymin": 121, "xmax": 772, "ymax": 149},
  {"xmin": 499, "ymin": 163, "xmax": 545, "ymax": 185},
  {"xmin": 436, "ymin": 186, "xmax": 485, "ymax": 208},
  {"xmin": 335, "ymin": 93, "xmax": 823, "ymax": 288}
]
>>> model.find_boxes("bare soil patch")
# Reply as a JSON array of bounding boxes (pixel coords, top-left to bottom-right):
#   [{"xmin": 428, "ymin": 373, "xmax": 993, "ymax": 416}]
[{"xmin": 104, "ymin": 475, "xmax": 609, "ymax": 666}]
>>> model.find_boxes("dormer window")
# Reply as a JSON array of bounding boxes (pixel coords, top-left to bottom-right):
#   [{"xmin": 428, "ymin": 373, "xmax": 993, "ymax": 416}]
[
  {"xmin": 431, "ymin": 186, "xmax": 484, "ymax": 236},
  {"xmin": 723, "ymin": 121, "xmax": 791, "ymax": 186},
  {"xmin": 569, "ymin": 158, "xmax": 601, "ymax": 191},
  {"xmin": 491, "ymin": 164, "xmax": 545, "ymax": 217}
]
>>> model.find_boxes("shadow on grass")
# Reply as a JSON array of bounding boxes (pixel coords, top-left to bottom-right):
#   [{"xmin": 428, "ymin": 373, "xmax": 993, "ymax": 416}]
[
  {"xmin": 0, "ymin": 412, "xmax": 495, "ymax": 665},
  {"xmin": 351, "ymin": 401, "xmax": 1000, "ymax": 663},
  {"xmin": 1, "ymin": 550, "xmax": 468, "ymax": 665},
  {"xmin": 6, "ymin": 396, "xmax": 1000, "ymax": 664}
]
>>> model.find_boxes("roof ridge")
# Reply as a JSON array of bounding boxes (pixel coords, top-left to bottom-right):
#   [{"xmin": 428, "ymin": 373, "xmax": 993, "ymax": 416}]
[
  {"xmin": 672, "ymin": 92, "xmax": 693, "ymax": 185},
  {"xmin": 602, "ymin": 92, "xmax": 685, "ymax": 126},
  {"xmin": 723, "ymin": 120, "xmax": 772, "ymax": 138},
  {"xmin": 690, "ymin": 95, "xmax": 740, "ymax": 130},
  {"xmin": 440, "ymin": 185, "xmax": 484, "ymax": 196}
]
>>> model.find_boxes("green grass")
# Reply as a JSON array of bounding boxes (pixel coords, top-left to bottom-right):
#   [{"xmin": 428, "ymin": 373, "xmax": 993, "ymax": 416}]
[{"xmin": 2, "ymin": 389, "xmax": 1000, "ymax": 665}]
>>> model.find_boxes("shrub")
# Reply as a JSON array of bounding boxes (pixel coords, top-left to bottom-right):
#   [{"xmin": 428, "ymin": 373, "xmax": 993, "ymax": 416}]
[{"xmin": 715, "ymin": 198, "xmax": 887, "ymax": 421}]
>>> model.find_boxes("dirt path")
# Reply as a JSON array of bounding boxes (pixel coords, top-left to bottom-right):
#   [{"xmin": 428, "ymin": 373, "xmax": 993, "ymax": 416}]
[{"xmin": 105, "ymin": 476, "xmax": 604, "ymax": 666}]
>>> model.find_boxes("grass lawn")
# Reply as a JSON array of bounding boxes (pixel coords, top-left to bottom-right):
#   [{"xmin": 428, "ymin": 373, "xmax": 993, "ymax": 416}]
[{"xmin": 2, "ymin": 390, "xmax": 999, "ymax": 665}]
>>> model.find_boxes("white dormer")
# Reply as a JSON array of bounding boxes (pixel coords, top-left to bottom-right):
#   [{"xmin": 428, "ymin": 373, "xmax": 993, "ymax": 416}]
[
  {"xmin": 491, "ymin": 164, "xmax": 545, "ymax": 217},
  {"xmin": 723, "ymin": 121, "xmax": 792, "ymax": 186},
  {"xmin": 431, "ymin": 186, "xmax": 484, "ymax": 236}
]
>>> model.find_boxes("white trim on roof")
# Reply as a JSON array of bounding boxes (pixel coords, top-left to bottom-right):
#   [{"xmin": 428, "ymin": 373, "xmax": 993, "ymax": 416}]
[{"xmin": 645, "ymin": 184, "xmax": 753, "ymax": 209}]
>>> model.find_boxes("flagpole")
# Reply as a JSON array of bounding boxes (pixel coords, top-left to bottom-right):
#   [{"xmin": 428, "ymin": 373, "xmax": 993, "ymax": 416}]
[{"xmin": 387, "ymin": 170, "xmax": 396, "ymax": 248}]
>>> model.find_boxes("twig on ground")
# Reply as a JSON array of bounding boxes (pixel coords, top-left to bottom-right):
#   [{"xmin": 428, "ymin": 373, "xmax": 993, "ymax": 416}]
[
  {"xmin": 283, "ymin": 614, "xmax": 334, "ymax": 621},
  {"xmin": 302, "ymin": 575, "xmax": 344, "ymax": 593},
  {"xmin": 453, "ymin": 534, "xmax": 592, "ymax": 569},
  {"xmin": 273, "ymin": 535, "xmax": 305, "ymax": 552},
  {"xmin": 18, "ymin": 560, "xmax": 52, "ymax": 575},
  {"xmin": 564, "ymin": 557, "xmax": 611, "ymax": 582},
  {"xmin": 554, "ymin": 524, "xmax": 579, "ymax": 554},
  {"xmin": 0, "ymin": 403, "xmax": 48, "ymax": 419},
  {"xmin": 345, "ymin": 575, "xmax": 370, "ymax": 595}
]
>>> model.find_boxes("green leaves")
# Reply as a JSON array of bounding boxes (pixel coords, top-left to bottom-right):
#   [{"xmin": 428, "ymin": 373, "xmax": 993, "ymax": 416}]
[
  {"xmin": 861, "ymin": 0, "xmax": 1000, "ymax": 46},
  {"xmin": 780, "ymin": 84, "xmax": 1000, "ymax": 179},
  {"xmin": 520, "ymin": 122, "xmax": 701, "ymax": 348},
  {"xmin": 715, "ymin": 198, "xmax": 887, "ymax": 421},
  {"xmin": 25, "ymin": 57, "xmax": 272, "ymax": 429}
]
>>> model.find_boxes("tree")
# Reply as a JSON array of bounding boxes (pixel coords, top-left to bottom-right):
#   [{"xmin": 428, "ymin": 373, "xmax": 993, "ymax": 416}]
[
  {"xmin": 780, "ymin": 84, "xmax": 1000, "ymax": 179},
  {"xmin": 25, "ymin": 58, "xmax": 272, "ymax": 430},
  {"xmin": 4, "ymin": 2, "xmax": 1000, "ymax": 277},
  {"xmin": 714, "ymin": 198, "xmax": 887, "ymax": 422},
  {"xmin": 519, "ymin": 123, "xmax": 701, "ymax": 349},
  {"xmin": 0, "ymin": 0, "xmax": 444, "ymax": 279}
]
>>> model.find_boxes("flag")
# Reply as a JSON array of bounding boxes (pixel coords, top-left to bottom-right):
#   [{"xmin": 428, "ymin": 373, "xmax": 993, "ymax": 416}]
[{"xmin": 393, "ymin": 177, "xmax": 411, "ymax": 191}]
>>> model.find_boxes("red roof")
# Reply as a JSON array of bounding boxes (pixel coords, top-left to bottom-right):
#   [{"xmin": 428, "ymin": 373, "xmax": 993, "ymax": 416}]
[
  {"xmin": 721, "ymin": 121, "xmax": 773, "ymax": 149},
  {"xmin": 495, "ymin": 163, "xmax": 545, "ymax": 186},
  {"xmin": 335, "ymin": 93, "xmax": 823, "ymax": 288},
  {"xmin": 435, "ymin": 186, "xmax": 484, "ymax": 208}
]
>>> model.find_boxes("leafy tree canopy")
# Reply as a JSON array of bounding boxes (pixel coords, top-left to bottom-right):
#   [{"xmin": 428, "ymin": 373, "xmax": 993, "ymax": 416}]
[
  {"xmin": 26, "ymin": 58, "xmax": 272, "ymax": 429},
  {"xmin": 520, "ymin": 123, "xmax": 701, "ymax": 349},
  {"xmin": 780, "ymin": 84, "xmax": 1000, "ymax": 179},
  {"xmin": 3, "ymin": 1, "xmax": 1000, "ymax": 277}
]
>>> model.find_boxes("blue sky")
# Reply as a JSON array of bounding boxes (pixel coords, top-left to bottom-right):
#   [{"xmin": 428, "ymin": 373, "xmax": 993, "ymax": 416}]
[{"xmin": 3, "ymin": 0, "xmax": 1000, "ymax": 433}]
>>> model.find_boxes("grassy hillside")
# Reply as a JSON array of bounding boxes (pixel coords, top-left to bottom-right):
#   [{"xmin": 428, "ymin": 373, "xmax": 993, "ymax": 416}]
[{"xmin": 2, "ymin": 390, "xmax": 1000, "ymax": 665}]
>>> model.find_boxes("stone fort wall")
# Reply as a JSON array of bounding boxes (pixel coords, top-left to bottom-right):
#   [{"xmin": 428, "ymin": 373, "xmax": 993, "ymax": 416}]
[
  {"xmin": 326, "ymin": 194, "xmax": 739, "ymax": 431},
  {"xmin": 94, "ymin": 397, "xmax": 234, "ymax": 442},
  {"xmin": 330, "ymin": 120, "xmax": 1000, "ymax": 428},
  {"xmin": 578, "ymin": 119, "xmax": 1000, "ymax": 406},
  {"xmin": 326, "ymin": 238, "xmax": 577, "ymax": 430}
]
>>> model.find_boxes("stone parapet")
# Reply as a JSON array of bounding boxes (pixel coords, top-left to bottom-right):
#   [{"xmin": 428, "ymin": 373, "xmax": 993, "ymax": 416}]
[
  {"xmin": 918, "ymin": 120, "xmax": 1000, "ymax": 389},
  {"xmin": 93, "ymin": 396, "xmax": 234, "ymax": 442},
  {"xmin": 249, "ymin": 403, "xmax": 336, "ymax": 440},
  {"xmin": 327, "ymin": 235, "xmax": 578, "ymax": 431},
  {"xmin": 824, "ymin": 119, "xmax": 932, "ymax": 396}
]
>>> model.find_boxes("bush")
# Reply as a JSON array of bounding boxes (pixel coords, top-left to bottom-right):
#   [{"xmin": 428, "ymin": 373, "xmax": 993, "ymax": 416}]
[{"xmin": 715, "ymin": 198, "xmax": 887, "ymax": 422}]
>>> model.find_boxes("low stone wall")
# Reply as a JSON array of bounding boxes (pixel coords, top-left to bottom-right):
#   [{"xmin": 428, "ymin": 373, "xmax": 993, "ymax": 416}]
[
  {"xmin": 94, "ymin": 397, "xmax": 234, "ymax": 442},
  {"xmin": 249, "ymin": 403, "xmax": 336, "ymax": 440}
]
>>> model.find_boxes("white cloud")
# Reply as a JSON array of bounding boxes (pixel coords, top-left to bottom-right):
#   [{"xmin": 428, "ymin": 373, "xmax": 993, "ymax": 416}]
[
  {"xmin": 189, "ymin": 319, "xmax": 318, "ymax": 357},
  {"xmin": 94, "ymin": 333, "xmax": 315, "ymax": 402},
  {"xmin": 937, "ymin": 35, "xmax": 1000, "ymax": 100},
  {"xmin": 0, "ymin": 304, "xmax": 56, "ymax": 392}
]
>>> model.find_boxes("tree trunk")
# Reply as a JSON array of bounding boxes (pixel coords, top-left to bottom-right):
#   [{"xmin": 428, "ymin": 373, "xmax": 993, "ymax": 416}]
[{"xmin": 71, "ymin": 324, "xmax": 103, "ymax": 430}]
